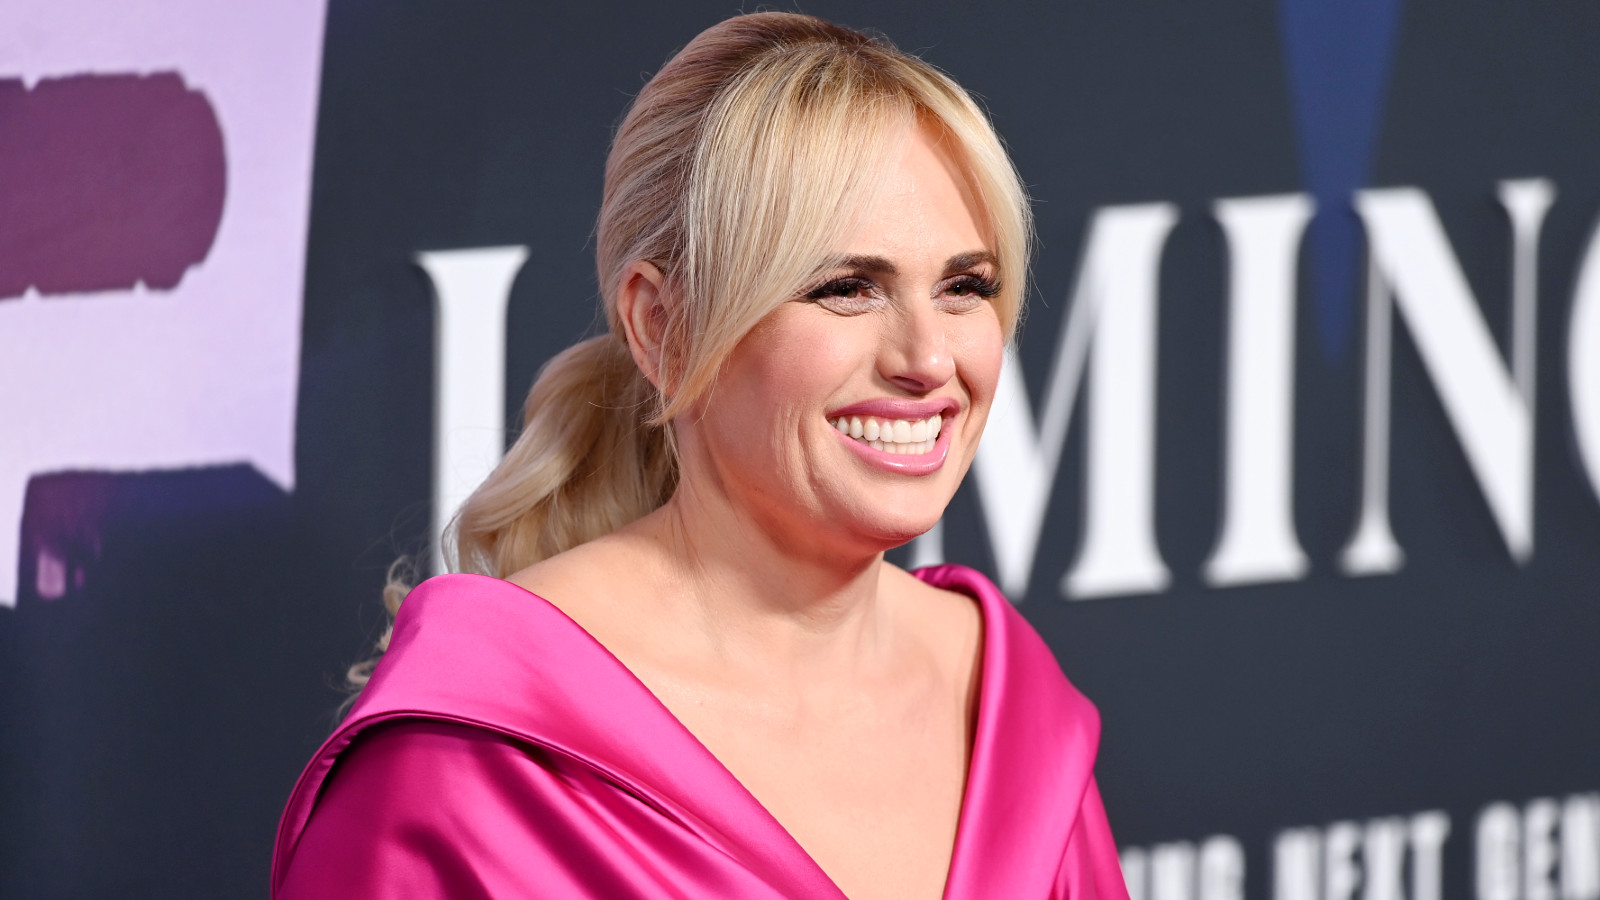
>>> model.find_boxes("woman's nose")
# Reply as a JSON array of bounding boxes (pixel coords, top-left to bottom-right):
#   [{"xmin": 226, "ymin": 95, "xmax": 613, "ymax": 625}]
[{"xmin": 881, "ymin": 300, "xmax": 954, "ymax": 393}]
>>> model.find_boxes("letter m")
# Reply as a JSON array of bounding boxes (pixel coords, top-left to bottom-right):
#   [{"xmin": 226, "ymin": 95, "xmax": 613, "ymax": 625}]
[{"xmin": 970, "ymin": 203, "xmax": 1178, "ymax": 600}]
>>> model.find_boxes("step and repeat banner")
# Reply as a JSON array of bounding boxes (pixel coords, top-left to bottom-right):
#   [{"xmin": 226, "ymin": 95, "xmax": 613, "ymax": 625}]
[{"xmin": 3, "ymin": 1, "xmax": 1599, "ymax": 896}]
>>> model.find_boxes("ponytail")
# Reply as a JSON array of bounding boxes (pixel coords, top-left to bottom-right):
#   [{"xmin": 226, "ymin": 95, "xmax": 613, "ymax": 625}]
[
  {"xmin": 346, "ymin": 334, "xmax": 674, "ymax": 694},
  {"xmin": 453, "ymin": 333, "xmax": 676, "ymax": 576}
]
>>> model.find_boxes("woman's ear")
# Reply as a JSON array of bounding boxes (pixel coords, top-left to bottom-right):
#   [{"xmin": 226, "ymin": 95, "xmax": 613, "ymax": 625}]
[{"xmin": 616, "ymin": 260, "xmax": 670, "ymax": 390}]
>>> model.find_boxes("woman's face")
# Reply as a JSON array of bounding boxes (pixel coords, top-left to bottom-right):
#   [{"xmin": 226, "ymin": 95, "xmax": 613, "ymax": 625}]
[{"xmin": 678, "ymin": 125, "xmax": 1005, "ymax": 557}]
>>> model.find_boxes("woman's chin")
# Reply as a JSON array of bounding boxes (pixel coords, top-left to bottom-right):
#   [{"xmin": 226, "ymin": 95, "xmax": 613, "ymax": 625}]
[
  {"xmin": 847, "ymin": 512, "xmax": 945, "ymax": 555},
  {"xmin": 796, "ymin": 478, "xmax": 953, "ymax": 556}
]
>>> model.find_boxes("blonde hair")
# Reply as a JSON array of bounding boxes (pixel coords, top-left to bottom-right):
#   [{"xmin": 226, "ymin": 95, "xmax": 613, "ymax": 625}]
[{"xmin": 349, "ymin": 11, "xmax": 1031, "ymax": 689}]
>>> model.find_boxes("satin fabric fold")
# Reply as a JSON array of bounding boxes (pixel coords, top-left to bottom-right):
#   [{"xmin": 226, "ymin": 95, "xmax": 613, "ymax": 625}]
[{"xmin": 272, "ymin": 564, "xmax": 1129, "ymax": 899}]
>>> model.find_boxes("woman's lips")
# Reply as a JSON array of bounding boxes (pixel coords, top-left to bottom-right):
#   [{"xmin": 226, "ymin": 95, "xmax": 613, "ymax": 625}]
[
  {"xmin": 826, "ymin": 397, "xmax": 959, "ymax": 422},
  {"xmin": 829, "ymin": 410, "xmax": 953, "ymax": 475}
]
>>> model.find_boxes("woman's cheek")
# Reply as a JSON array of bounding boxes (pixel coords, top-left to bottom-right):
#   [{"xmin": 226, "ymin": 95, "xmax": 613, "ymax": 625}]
[
  {"xmin": 955, "ymin": 316, "xmax": 1005, "ymax": 400},
  {"xmin": 747, "ymin": 307, "xmax": 866, "ymax": 392},
  {"xmin": 948, "ymin": 325, "xmax": 1003, "ymax": 463},
  {"xmin": 777, "ymin": 323, "xmax": 874, "ymax": 398}
]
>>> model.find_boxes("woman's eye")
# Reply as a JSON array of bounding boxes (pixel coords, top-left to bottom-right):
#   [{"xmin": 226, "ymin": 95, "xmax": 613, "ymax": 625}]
[
  {"xmin": 804, "ymin": 277, "xmax": 879, "ymax": 313},
  {"xmin": 807, "ymin": 278, "xmax": 869, "ymax": 299},
  {"xmin": 938, "ymin": 274, "xmax": 1001, "ymax": 309}
]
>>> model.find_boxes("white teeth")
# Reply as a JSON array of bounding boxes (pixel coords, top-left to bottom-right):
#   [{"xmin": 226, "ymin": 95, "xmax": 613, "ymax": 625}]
[{"xmin": 830, "ymin": 412, "xmax": 948, "ymax": 455}]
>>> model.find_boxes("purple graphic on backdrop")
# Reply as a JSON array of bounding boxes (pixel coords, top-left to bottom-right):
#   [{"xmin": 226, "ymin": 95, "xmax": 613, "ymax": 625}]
[
  {"xmin": 0, "ymin": 0, "xmax": 327, "ymax": 607},
  {"xmin": 0, "ymin": 73, "xmax": 225, "ymax": 300},
  {"xmin": 19, "ymin": 474, "xmax": 110, "ymax": 599}
]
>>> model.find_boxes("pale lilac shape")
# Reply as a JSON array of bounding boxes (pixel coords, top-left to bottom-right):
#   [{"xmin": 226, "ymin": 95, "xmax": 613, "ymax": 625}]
[
  {"xmin": 35, "ymin": 546, "xmax": 66, "ymax": 598},
  {"xmin": 274, "ymin": 565, "xmax": 1131, "ymax": 899},
  {"xmin": 0, "ymin": 72, "xmax": 226, "ymax": 299},
  {"xmin": 0, "ymin": 0, "xmax": 328, "ymax": 605}
]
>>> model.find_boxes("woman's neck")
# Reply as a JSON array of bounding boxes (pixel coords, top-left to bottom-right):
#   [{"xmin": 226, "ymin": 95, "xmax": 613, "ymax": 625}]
[{"xmin": 615, "ymin": 482, "xmax": 903, "ymax": 681}]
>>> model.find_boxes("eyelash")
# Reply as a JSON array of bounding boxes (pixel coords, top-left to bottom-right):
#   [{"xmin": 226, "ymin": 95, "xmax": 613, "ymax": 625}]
[
  {"xmin": 802, "ymin": 273, "xmax": 1002, "ymax": 307},
  {"xmin": 805, "ymin": 276, "xmax": 877, "ymax": 302},
  {"xmin": 945, "ymin": 274, "xmax": 1003, "ymax": 300}
]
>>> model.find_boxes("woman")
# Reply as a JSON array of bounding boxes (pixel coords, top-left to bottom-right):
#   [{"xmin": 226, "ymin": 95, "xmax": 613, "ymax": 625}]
[{"xmin": 273, "ymin": 12, "xmax": 1127, "ymax": 900}]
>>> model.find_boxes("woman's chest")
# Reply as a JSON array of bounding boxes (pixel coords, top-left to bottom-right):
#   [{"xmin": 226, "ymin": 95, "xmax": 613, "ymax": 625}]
[{"xmin": 655, "ymin": 678, "xmax": 973, "ymax": 900}]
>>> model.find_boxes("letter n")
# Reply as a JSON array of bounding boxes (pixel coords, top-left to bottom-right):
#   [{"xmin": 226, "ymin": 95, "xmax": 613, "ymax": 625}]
[{"xmin": 1342, "ymin": 180, "xmax": 1554, "ymax": 573}]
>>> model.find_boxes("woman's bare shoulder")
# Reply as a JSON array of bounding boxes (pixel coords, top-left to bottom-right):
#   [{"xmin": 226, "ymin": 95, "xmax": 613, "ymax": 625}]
[{"xmin": 504, "ymin": 531, "xmax": 664, "ymax": 637}]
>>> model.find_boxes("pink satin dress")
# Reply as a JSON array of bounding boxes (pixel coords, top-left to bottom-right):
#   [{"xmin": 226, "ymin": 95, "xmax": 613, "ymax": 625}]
[{"xmin": 272, "ymin": 564, "xmax": 1129, "ymax": 899}]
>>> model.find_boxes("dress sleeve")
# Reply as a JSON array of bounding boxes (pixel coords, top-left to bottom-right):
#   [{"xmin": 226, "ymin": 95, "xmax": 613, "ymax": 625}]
[
  {"xmin": 276, "ymin": 721, "xmax": 543, "ymax": 899},
  {"xmin": 275, "ymin": 720, "xmax": 676, "ymax": 900},
  {"xmin": 1054, "ymin": 777, "xmax": 1132, "ymax": 900}
]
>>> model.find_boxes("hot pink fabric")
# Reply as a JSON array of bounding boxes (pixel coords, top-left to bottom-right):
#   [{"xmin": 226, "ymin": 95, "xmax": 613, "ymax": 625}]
[{"xmin": 272, "ymin": 564, "xmax": 1129, "ymax": 899}]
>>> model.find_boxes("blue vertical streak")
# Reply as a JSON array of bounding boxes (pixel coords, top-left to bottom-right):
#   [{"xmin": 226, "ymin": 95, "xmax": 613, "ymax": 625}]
[{"xmin": 1278, "ymin": 0, "xmax": 1404, "ymax": 360}]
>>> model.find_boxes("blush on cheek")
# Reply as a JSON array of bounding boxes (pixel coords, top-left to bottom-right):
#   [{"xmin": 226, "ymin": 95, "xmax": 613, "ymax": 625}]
[{"xmin": 742, "ymin": 309, "xmax": 867, "ymax": 401}]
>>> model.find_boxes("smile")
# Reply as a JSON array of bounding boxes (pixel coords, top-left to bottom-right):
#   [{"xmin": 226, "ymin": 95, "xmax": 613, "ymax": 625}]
[{"xmin": 829, "ymin": 413, "xmax": 943, "ymax": 455}]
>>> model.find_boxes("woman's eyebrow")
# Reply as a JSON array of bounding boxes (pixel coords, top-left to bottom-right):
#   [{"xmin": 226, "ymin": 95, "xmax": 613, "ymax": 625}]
[
  {"xmin": 945, "ymin": 250, "xmax": 998, "ymax": 272},
  {"xmin": 833, "ymin": 254, "xmax": 898, "ymax": 277},
  {"xmin": 828, "ymin": 251, "xmax": 997, "ymax": 277}
]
